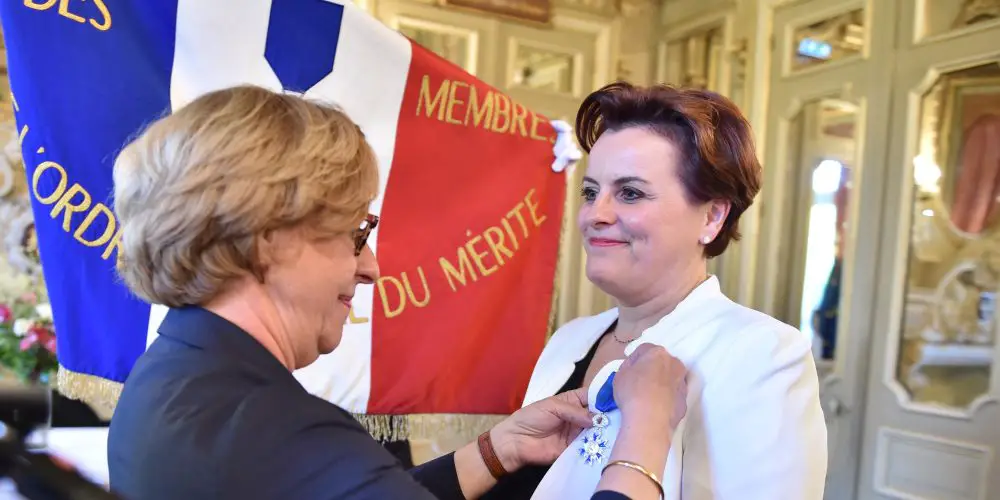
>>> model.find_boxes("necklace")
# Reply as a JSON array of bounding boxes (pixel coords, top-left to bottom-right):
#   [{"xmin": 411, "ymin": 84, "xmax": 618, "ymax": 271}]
[
  {"xmin": 611, "ymin": 328, "xmax": 638, "ymax": 344},
  {"xmin": 609, "ymin": 274, "xmax": 711, "ymax": 345}
]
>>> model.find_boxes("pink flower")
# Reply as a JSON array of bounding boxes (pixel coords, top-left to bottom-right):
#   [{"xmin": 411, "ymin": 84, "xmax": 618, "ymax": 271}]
[
  {"xmin": 19, "ymin": 325, "xmax": 55, "ymax": 353},
  {"xmin": 20, "ymin": 331, "xmax": 37, "ymax": 352},
  {"xmin": 0, "ymin": 304, "xmax": 11, "ymax": 323},
  {"xmin": 44, "ymin": 336, "xmax": 57, "ymax": 354},
  {"xmin": 19, "ymin": 292, "xmax": 37, "ymax": 306}
]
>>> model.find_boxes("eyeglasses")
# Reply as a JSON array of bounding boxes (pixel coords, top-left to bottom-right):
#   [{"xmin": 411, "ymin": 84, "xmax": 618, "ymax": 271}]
[{"xmin": 352, "ymin": 214, "xmax": 379, "ymax": 256}]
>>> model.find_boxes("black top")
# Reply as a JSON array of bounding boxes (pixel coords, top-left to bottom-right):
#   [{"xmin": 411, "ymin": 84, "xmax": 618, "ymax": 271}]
[
  {"xmin": 109, "ymin": 306, "xmax": 628, "ymax": 500},
  {"xmin": 483, "ymin": 330, "xmax": 606, "ymax": 499}
]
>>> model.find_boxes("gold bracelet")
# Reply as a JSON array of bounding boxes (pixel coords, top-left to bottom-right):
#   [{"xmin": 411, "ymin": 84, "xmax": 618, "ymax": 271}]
[{"xmin": 601, "ymin": 460, "xmax": 665, "ymax": 499}]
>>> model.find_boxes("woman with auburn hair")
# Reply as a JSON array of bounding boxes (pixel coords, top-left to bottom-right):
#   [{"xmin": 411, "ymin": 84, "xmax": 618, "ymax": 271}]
[
  {"xmin": 485, "ymin": 82, "xmax": 828, "ymax": 499},
  {"xmin": 106, "ymin": 85, "xmax": 689, "ymax": 500}
]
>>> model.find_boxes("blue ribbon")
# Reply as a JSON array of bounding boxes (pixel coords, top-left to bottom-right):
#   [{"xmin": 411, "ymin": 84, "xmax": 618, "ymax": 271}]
[{"xmin": 595, "ymin": 371, "xmax": 618, "ymax": 413}]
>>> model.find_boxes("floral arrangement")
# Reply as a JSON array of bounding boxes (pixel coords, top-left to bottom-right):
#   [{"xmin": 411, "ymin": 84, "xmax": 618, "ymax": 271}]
[
  {"xmin": 0, "ymin": 292, "xmax": 58, "ymax": 384},
  {"xmin": 0, "ymin": 124, "xmax": 54, "ymax": 384}
]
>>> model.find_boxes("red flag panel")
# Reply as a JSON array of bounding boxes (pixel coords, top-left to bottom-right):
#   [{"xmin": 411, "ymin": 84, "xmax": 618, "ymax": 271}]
[{"xmin": 370, "ymin": 43, "xmax": 565, "ymax": 415}]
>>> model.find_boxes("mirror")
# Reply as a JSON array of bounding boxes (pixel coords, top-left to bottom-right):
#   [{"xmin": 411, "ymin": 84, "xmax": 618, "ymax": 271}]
[
  {"xmin": 896, "ymin": 62, "xmax": 1000, "ymax": 409},
  {"xmin": 511, "ymin": 43, "xmax": 576, "ymax": 94},
  {"xmin": 785, "ymin": 99, "xmax": 858, "ymax": 371},
  {"xmin": 791, "ymin": 8, "xmax": 865, "ymax": 72}
]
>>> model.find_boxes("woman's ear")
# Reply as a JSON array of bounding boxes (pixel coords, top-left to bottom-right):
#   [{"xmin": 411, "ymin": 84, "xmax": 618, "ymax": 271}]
[
  {"xmin": 253, "ymin": 228, "xmax": 295, "ymax": 282},
  {"xmin": 248, "ymin": 233, "xmax": 274, "ymax": 283},
  {"xmin": 701, "ymin": 200, "xmax": 731, "ymax": 243}
]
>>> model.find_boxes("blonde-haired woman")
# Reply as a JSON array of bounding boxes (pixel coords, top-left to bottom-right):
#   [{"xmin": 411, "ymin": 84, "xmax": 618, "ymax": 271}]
[{"xmin": 107, "ymin": 85, "xmax": 687, "ymax": 500}]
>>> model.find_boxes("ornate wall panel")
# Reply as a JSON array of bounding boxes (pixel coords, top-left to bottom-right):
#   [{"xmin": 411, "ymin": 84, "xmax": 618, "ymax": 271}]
[{"xmin": 915, "ymin": 0, "xmax": 1000, "ymax": 41}]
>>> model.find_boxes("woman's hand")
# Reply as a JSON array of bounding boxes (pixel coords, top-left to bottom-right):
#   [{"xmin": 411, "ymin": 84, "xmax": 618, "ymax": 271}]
[
  {"xmin": 614, "ymin": 343, "xmax": 688, "ymax": 432},
  {"xmin": 595, "ymin": 344, "xmax": 688, "ymax": 500},
  {"xmin": 453, "ymin": 389, "xmax": 592, "ymax": 497},
  {"xmin": 489, "ymin": 388, "xmax": 593, "ymax": 472}
]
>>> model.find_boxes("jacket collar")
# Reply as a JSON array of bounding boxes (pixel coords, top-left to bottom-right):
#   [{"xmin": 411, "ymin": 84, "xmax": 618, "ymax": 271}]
[
  {"xmin": 625, "ymin": 275, "xmax": 729, "ymax": 355},
  {"xmin": 522, "ymin": 309, "xmax": 618, "ymax": 406},
  {"xmin": 156, "ymin": 306, "xmax": 292, "ymax": 380},
  {"xmin": 523, "ymin": 276, "xmax": 727, "ymax": 405}
]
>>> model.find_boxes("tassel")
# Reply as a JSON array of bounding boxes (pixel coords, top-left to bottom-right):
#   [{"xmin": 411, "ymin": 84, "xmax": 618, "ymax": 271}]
[
  {"xmin": 56, "ymin": 365, "xmax": 121, "ymax": 418},
  {"xmin": 55, "ymin": 365, "xmax": 517, "ymax": 446}
]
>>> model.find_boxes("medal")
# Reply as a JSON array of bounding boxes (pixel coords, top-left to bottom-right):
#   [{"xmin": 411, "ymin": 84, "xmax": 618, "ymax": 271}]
[{"xmin": 578, "ymin": 372, "xmax": 618, "ymax": 466}]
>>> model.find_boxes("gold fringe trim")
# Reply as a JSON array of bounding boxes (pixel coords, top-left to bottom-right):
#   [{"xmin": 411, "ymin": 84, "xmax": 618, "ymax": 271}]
[
  {"xmin": 409, "ymin": 414, "xmax": 508, "ymax": 443},
  {"xmin": 350, "ymin": 414, "xmax": 409, "ymax": 442},
  {"xmin": 56, "ymin": 365, "xmax": 122, "ymax": 419},
  {"xmin": 56, "ymin": 365, "xmax": 509, "ymax": 444},
  {"xmin": 350, "ymin": 413, "xmax": 508, "ymax": 443}
]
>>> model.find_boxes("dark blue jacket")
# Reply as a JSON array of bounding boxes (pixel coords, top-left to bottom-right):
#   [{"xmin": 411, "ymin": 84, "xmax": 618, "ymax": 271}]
[{"xmin": 108, "ymin": 306, "xmax": 462, "ymax": 499}]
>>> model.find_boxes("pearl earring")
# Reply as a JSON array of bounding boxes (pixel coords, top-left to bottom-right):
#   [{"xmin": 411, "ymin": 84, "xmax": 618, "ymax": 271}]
[{"xmin": 701, "ymin": 236, "xmax": 711, "ymax": 244}]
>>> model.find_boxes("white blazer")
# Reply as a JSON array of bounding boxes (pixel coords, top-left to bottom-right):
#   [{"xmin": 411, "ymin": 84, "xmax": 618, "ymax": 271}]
[{"xmin": 523, "ymin": 277, "xmax": 828, "ymax": 500}]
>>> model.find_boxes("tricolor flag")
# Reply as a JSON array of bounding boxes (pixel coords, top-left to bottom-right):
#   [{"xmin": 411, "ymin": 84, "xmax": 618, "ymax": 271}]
[{"xmin": 2, "ymin": 0, "xmax": 573, "ymax": 437}]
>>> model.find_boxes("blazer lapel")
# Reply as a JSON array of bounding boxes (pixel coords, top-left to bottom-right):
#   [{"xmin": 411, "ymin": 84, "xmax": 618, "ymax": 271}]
[
  {"xmin": 522, "ymin": 309, "xmax": 619, "ymax": 406},
  {"xmin": 624, "ymin": 276, "xmax": 730, "ymax": 357}
]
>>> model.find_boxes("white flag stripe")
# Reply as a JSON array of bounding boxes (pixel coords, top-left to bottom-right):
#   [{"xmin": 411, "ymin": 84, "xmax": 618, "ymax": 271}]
[
  {"xmin": 169, "ymin": 0, "xmax": 282, "ymax": 110},
  {"xmin": 293, "ymin": 1, "xmax": 412, "ymax": 412},
  {"xmin": 145, "ymin": 304, "xmax": 168, "ymax": 350}
]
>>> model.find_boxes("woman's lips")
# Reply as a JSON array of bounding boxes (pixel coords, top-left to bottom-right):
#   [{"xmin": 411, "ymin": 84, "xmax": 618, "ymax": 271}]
[
  {"xmin": 588, "ymin": 238, "xmax": 627, "ymax": 247},
  {"xmin": 338, "ymin": 295, "xmax": 353, "ymax": 308}
]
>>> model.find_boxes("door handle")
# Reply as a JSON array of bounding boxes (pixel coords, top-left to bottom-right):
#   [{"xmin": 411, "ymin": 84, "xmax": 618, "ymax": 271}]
[{"xmin": 825, "ymin": 397, "xmax": 850, "ymax": 418}]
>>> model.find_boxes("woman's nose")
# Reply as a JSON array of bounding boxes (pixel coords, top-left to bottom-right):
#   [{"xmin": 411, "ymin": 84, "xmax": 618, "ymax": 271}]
[
  {"xmin": 585, "ymin": 193, "xmax": 617, "ymax": 226},
  {"xmin": 356, "ymin": 244, "xmax": 380, "ymax": 284}
]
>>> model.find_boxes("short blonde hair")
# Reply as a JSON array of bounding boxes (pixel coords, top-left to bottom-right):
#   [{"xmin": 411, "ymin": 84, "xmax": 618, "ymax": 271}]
[{"xmin": 113, "ymin": 85, "xmax": 378, "ymax": 307}]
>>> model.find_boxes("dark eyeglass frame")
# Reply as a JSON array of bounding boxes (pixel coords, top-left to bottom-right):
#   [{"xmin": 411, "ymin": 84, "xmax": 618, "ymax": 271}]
[{"xmin": 353, "ymin": 214, "xmax": 379, "ymax": 256}]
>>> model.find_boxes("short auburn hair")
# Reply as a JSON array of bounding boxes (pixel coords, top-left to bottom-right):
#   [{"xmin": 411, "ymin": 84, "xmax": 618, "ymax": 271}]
[
  {"xmin": 113, "ymin": 85, "xmax": 378, "ymax": 307},
  {"xmin": 575, "ymin": 81, "xmax": 761, "ymax": 258}
]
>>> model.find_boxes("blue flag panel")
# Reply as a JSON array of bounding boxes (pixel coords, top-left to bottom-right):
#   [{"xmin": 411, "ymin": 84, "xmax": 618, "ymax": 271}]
[{"xmin": 1, "ymin": 1, "xmax": 179, "ymax": 393}]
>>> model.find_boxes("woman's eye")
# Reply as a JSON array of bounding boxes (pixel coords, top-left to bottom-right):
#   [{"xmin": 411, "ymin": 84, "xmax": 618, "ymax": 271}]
[
  {"xmin": 620, "ymin": 187, "xmax": 644, "ymax": 202},
  {"xmin": 580, "ymin": 186, "xmax": 598, "ymax": 202}
]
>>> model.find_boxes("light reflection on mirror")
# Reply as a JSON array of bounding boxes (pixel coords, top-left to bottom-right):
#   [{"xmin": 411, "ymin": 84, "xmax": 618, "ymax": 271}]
[
  {"xmin": 786, "ymin": 100, "xmax": 857, "ymax": 369},
  {"xmin": 802, "ymin": 159, "xmax": 852, "ymax": 362}
]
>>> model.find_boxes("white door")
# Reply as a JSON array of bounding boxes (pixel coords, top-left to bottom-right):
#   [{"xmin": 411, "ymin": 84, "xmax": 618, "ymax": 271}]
[
  {"xmin": 755, "ymin": 0, "xmax": 894, "ymax": 498},
  {"xmin": 855, "ymin": 2, "xmax": 1000, "ymax": 499}
]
